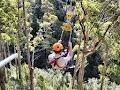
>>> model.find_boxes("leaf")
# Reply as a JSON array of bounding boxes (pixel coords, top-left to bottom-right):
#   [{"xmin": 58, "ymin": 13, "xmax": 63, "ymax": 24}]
[
  {"xmin": 1, "ymin": 33, "xmax": 11, "ymax": 42},
  {"xmin": 102, "ymin": 21, "xmax": 112, "ymax": 29}
]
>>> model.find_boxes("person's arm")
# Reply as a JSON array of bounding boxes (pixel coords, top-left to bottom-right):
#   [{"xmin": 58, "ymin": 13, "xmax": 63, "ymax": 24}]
[
  {"xmin": 48, "ymin": 53, "xmax": 54, "ymax": 63},
  {"xmin": 68, "ymin": 41, "xmax": 73, "ymax": 56},
  {"xmin": 63, "ymin": 41, "xmax": 73, "ymax": 62},
  {"xmin": 58, "ymin": 40, "xmax": 62, "ymax": 43}
]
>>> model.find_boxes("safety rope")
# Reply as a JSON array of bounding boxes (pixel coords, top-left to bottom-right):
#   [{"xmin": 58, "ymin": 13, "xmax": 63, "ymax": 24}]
[
  {"xmin": 60, "ymin": 30, "xmax": 64, "ymax": 41},
  {"xmin": 59, "ymin": 0, "xmax": 75, "ymax": 42},
  {"xmin": 69, "ymin": 31, "xmax": 72, "ymax": 41}
]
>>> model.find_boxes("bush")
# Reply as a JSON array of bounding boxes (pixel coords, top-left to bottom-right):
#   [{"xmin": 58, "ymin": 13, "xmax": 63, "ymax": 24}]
[{"xmin": 7, "ymin": 64, "xmax": 120, "ymax": 90}]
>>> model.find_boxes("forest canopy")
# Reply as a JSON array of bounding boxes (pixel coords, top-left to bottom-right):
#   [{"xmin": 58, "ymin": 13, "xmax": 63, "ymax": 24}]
[{"xmin": 0, "ymin": 0, "xmax": 120, "ymax": 90}]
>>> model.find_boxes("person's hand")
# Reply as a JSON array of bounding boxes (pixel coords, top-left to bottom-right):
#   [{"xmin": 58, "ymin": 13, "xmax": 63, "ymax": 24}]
[
  {"xmin": 58, "ymin": 40, "xmax": 62, "ymax": 43},
  {"xmin": 68, "ymin": 41, "xmax": 72, "ymax": 47}
]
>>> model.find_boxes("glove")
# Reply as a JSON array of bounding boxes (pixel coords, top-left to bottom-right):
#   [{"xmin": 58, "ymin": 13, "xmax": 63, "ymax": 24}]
[
  {"xmin": 58, "ymin": 40, "xmax": 62, "ymax": 43},
  {"xmin": 68, "ymin": 41, "xmax": 72, "ymax": 47}
]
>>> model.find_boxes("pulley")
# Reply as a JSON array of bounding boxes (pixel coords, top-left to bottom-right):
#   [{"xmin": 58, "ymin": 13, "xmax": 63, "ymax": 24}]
[
  {"xmin": 61, "ymin": 23, "xmax": 72, "ymax": 31},
  {"xmin": 65, "ymin": 11, "xmax": 74, "ymax": 20}
]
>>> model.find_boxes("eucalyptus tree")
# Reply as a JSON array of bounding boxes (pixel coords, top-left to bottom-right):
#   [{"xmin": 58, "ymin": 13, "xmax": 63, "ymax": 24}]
[{"xmin": 72, "ymin": 0, "xmax": 120, "ymax": 89}]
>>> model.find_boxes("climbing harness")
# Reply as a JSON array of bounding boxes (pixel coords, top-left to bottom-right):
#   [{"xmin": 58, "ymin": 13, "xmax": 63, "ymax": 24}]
[
  {"xmin": 50, "ymin": 57, "xmax": 63, "ymax": 68},
  {"xmin": 50, "ymin": 49, "xmax": 69, "ymax": 69}
]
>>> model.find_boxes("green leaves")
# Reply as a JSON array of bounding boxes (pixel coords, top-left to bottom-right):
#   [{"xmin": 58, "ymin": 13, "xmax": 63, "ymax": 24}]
[
  {"xmin": 0, "ymin": 0, "xmax": 18, "ymax": 44},
  {"xmin": 101, "ymin": 21, "xmax": 112, "ymax": 31},
  {"xmin": 107, "ymin": 64, "xmax": 120, "ymax": 84},
  {"xmin": 7, "ymin": 64, "xmax": 120, "ymax": 89},
  {"xmin": 83, "ymin": 0, "xmax": 101, "ymax": 12},
  {"xmin": 29, "ymin": 36, "xmax": 43, "ymax": 51},
  {"xmin": 1, "ymin": 33, "xmax": 11, "ymax": 42}
]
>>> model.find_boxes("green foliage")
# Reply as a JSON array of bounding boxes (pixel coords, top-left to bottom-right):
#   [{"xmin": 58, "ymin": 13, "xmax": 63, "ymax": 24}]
[
  {"xmin": 0, "ymin": 0, "xmax": 18, "ymax": 43},
  {"xmin": 83, "ymin": 0, "xmax": 102, "ymax": 12},
  {"xmin": 85, "ymin": 78, "xmax": 120, "ymax": 90},
  {"xmin": 7, "ymin": 65, "xmax": 120, "ymax": 90},
  {"xmin": 107, "ymin": 64, "xmax": 120, "ymax": 84},
  {"xmin": 8, "ymin": 64, "xmax": 73, "ymax": 90},
  {"xmin": 1, "ymin": 33, "xmax": 11, "ymax": 42},
  {"xmin": 0, "ymin": 0, "xmax": 120, "ymax": 89},
  {"xmin": 29, "ymin": 36, "xmax": 43, "ymax": 51}
]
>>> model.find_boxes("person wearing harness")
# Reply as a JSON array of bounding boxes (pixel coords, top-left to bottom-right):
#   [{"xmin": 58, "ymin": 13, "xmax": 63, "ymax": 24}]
[{"xmin": 48, "ymin": 40, "xmax": 73, "ymax": 70}]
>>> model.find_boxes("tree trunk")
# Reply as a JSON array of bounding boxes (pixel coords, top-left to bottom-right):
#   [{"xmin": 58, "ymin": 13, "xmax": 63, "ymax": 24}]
[
  {"xmin": 14, "ymin": 45, "xmax": 19, "ymax": 80},
  {"xmin": 78, "ymin": 53, "xmax": 85, "ymax": 90},
  {"xmin": 30, "ymin": 68, "xmax": 34, "ymax": 90},
  {"xmin": 0, "ymin": 40, "xmax": 6, "ymax": 90},
  {"xmin": 100, "ymin": 45, "xmax": 108, "ymax": 90},
  {"xmin": 30, "ymin": 50, "xmax": 35, "ymax": 90},
  {"xmin": 17, "ymin": 0, "xmax": 23, "ymax": 89},
  {"xmin": 0, "ymin": 70, "xmax": 6, "ymax": 90},
  {"xmin": 7, "ymin": 42, "xmax": 12, "ymax": 67},
  {"xmin": 100, "ymin": 59, "xmax": 107, "ymax": 90},
  {"xmin": 22, "ymin": 0, "xmax": 34, "ymax": 90},
  {"xmin": 72, "ymin": 38, "xmax": 81, "ymax": 88}
]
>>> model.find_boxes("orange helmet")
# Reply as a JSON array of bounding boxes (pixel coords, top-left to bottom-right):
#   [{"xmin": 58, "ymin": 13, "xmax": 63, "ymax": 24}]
[{"xmin": 52, "ymin": 42, "xmax": 63, "ymax": 52}]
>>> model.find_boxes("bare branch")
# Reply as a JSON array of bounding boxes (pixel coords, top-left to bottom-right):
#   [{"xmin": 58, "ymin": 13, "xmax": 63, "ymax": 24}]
[
  {"xmin": 99, "ymin": 0, "xmax": 113, "ymax": 22},
  {"xmin": 80, "ymin": 0, "xmax": 87, "ymax": 15},
  {"xmin": 79, "ymin": 0, "xmax": 90, "ymax": 51},
  {"xmin": 85, "ymin": 15, "xmax": 119, "ymax": 56}
]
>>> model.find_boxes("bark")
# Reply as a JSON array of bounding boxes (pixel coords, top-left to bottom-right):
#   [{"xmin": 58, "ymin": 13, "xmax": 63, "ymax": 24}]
[
  {"xmin": 72, "ymin": 32, "xmax": 82, "ymax": 89},
  {"xmin": 3, "ymin": 42, "xmax": 7, "ymax": 84},
  {"xmin": 77, "ymin": 38, "xmax": 86, "ymax": 90},
  {"xmin": 0, "ymin": 39, "xmax": 6, "ymax": 90},
  {"xmin": 78, "ymin": 54, "xmax": 85, "ymax": 90},
  {"xmin": 22, "ymin": 0, "xmax": 34, "ymax": 90},
  {"xmin": 76, "ymin": 0, "xmax": 119, "ymax": 89},
  {"xmin": 17, "ymin": 0, "xmax": 23, "ymax": 89},
  {"xmin": 100, "ymin": 45, "xmax": 108, "ymax": 90},
  {"xmin": 86, "ymin": 16, "xmax": 119, "ymax": 56},
  {"xmin": 14, "ymin": 45, "xmax": 19, "ymax": 80},
  {"xmin": 77, "ymin": 1, "xmax": 88, "ymax": 89},
  {"xmin": 100, "ymin": 63, "xmax": 106, "ymax": 90}
]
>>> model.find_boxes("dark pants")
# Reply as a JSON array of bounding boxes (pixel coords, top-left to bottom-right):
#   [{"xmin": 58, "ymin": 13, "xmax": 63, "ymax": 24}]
[{"xmin": 64, "ymin": 60, "xmax": 76, "ymax": 77}]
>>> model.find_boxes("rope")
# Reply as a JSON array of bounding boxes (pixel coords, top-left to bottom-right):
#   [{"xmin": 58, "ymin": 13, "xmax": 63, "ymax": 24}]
[
  {"xmin": 59, "ymin": 28, "xmax": 72, "ymax": 42},
  {"xmin": 69, "ymin": 31, "xmax": 72, "ymax": 41},
  {"xmin": 59, "ymin": 0, "xmax": 75, "ymax": 42},
  {"xmin": 60, "ymin": 30, "xmax": 64, "ymax": 41}
]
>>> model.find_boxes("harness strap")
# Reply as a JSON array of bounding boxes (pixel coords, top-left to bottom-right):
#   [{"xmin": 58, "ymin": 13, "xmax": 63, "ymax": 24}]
[{"xmin": 50, "ymin": 58, "xmax": 64, "ymax": 68}]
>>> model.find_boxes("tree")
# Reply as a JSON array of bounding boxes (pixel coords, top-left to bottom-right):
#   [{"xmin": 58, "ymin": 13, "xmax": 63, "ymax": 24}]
[{"xmin": 72, "ymin": 0, "xmax": 120, "ymax": 89}]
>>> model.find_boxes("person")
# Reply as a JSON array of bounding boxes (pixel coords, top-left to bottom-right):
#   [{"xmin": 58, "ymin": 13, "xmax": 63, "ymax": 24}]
[{"xmin": 48, "ymin": 40, "xmax": 73, "ymax": 70}]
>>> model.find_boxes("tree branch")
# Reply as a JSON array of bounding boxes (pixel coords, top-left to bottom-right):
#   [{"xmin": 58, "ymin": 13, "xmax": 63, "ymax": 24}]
[
  {"xmin": 79, "ymin": 0, "xmax": 89, "ymax": 51},
  {"xmin": 85, "ymin": 15, "xmax": 119, "ymax": 56},
  {"xmin": 80, "ymin": 0, "xmax": 87, "ymax": 15},
  {"xmin": 99, "ymin": 0, "xmax": 113, "ymax": 22}
]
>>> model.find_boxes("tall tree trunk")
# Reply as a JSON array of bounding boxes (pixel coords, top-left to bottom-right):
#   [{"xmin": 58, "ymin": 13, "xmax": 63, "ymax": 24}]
[
  {"xmin": 0, "ymin": 68, "xmax": 6, "ymax": 90},
  {"xmin": 30, "ymin": 50, "xmax": 35, "ymax": 90},
  {"xmin": 22, "ymin": 0, "xmax": 34, "ymax": 90},
  {"xmin": 100, "ymin": 45, "xmax": 108, "ymax": 90},
  {"xmin": 100, "ymin": 57, "xmax": 107, "ymax": 90},
  {"xmin": 100, "ymin": 65, "xmax": 106, "ymax": 90},
  {"xmin": 78, "ymin": 53, "xmax": 85, "ymax": 90},
  {"xmin": 72, "ymin": 45, "xmax": 80, "ymax": 88},
  {"xmin": 14, "ymin": 45, "xmax": 19, "ymax": 80},
  {"xmin": 72, "ymin": 32, "xmax": 82, "ymax": 89},
  {"xmin": 7, "ymin": 43, "xmax": 12, "ymax": 66},
  {"xmin": 17, "ymin": 0, "xmax": 23, "ymax": 89},
  {"xmin": 0, "ymin": 39, "xmax": 6, "ymax": 90},
  {"xmin": 3, "ymin": 42, "xmax": 8, "ymax": 90}
]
